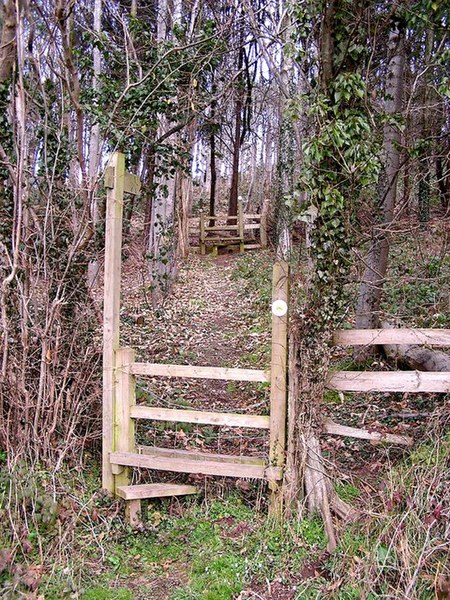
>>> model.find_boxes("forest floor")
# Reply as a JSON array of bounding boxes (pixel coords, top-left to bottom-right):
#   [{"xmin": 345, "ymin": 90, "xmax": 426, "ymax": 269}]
[{"xmin": 1, "ymin": 225, "xmax": 449, "ymax": 599}]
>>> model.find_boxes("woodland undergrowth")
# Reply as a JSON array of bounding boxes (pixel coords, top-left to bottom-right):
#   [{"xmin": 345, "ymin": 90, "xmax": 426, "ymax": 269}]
[{"xmin": 0, "ymin": 237, "xmax": 449, "ymax": 599}]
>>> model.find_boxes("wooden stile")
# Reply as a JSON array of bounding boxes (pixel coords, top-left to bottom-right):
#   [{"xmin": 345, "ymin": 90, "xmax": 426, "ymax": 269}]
[
  {"xmin": 130, "ymin": 405, "xmax": 270, "ymax": 429},
  {"xmin": 334, "ymin": 328, "xmax": 450, "ymax": 347},
  {"xmin": 268, "ymin": 260, "xmax": 289, "ymax": 516},
  {"xmin": 131, "ymin": 362, "xmax": 270, "ymax": 382},
  {"xmin": 193, "ymin": 202, "xmax": 267, "ymax": 254}
]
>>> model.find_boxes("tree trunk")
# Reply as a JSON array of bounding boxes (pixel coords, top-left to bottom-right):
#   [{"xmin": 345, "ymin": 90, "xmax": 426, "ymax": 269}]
[
  {"xmin": 209, "ymin": 130, "xmax": 217, "ymax": 221},
  {"xmin": 0, "ymin": 0, "xmax": 16, "ymax": 82},
  {"xmin": 87, "ymin": 0, "xmax": 102, "ymax": 288},
  {"xmin": 355, "ymin": 26, "xmax": 405, "ymax": 332},
  {"xmin": 384, "ymin": 343, "xmax": 450, "ymax": 372},
  {"xmin": 228, "ymin": 26, "xmax": 245, "ymax": 217},
  {"xmin": 229, "ymin": 91, "xmax": 243, "ymax": 217}
]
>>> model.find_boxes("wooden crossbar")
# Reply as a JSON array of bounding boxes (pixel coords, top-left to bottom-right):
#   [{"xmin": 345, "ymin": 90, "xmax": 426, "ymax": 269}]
[
  {"xmin": 138, "ymin": 445, "xmax": 266, "ymax": 465},
  {"xmin": 131, "ymin": 362, "xmax": 270, "ymax": 382},
  {"xmin": 334, "ymin": 328, "xmax": 450, "ymax": 346},
  {"xmin": 110, "ymin": 450, "xmax": 274, "ymax": 479},
  {"xmin": 130, "ymin": 406, "xmax": 270, "ymax": 428},
  {"xmin": 201, "ymin": 214, "xmax": 239, "ymax": 221},
  {"xmin": 327, "ymin": 370, "xmax": 450, "ymax": 393},
  {"xmin": 204, "ymin": 225, "xmax": 239, "ymax": 231}
]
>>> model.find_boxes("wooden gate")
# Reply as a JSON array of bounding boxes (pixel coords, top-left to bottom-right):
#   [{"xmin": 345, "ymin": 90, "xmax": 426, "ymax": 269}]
[{"xmin": 102, "ymin": 153, "xmax": 288, "ymax": 524}]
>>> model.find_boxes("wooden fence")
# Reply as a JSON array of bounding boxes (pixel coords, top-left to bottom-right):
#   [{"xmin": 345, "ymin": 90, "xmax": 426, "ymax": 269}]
[
  {"xmin": 102, "ymin": 153, "xmax": 449, "ymax": 525},
  {"xmin": 189, "ymin": 199, "xmax": 269, "ymax": 254}
]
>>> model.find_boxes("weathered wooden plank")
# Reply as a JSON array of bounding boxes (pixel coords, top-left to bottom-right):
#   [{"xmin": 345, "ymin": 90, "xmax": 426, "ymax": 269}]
[
  {"xmin": 203, "ymin": 236, "xmax": 243, "ymax": 243},
  {"xmin": 130, "ymin": 406, "xmax": 270, "ymax": 429},
  {"xmin": 244, "ymin": 214, "xmax": 262, "ymax": 219},
  {"xmin": 244, "ymin": 223, "xmax": 261, "ymax": 230},
  {"xmin": 204, "ymin": 225, "xmax": 239, "ymax": 232},
  {"xmin": 110, "ymin": 451, "xmax": 268, "ymax": 478},
  {"xmin": 138, "ymin": 446, "xmax": 266, "ymax": 466},
  {"xmin": 102, "ymin": 152, "xmax": 125, "ymax": 492},
  {"xmin": 244, "ymin": 244, "xmax": 262, "ymax": 250},
  {"xmin": 333, "ymin": 328, "xmax": 450, "ymax": 347},
  {"xmin": 131, "ymin": 362, "xmax": 270, "ymax": 382},
  {"xmin": 327, "ymin": 371, "xmax": 450, "ymax": 393},
  {"xmin": 322, "ymin": 418, "xmax": 413, "ymax": 446},
  {"xmin": 116, "ymin": 483, "xmax": 198, "ymax": 500},
  {"xmin": 202, "ymin": 215, "xmax": 238, "ymax": 221}
]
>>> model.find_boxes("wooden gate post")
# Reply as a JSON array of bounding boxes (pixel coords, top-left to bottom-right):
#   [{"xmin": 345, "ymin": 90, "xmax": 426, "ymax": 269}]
[
  {"xmin": 115, "ymin": 347, "xmax": 140, "ymax": 524},
  {"xmin": 260, "ymin": 199, "xmax": 270, "ymax": 249},
  {"xmin": 238, "ymin": 199, "xmax": 245, "ymax": 253},
  {"xmin": 200, "ymin": 212, "xmax": 206, "ymax": 255},
  {"xmin": 268, "ymin": 260, "xmax": 289, "ymax": 517},
  {"xmin": 102, "ymin": 152, "xmax": 126, "ymax": 492}
]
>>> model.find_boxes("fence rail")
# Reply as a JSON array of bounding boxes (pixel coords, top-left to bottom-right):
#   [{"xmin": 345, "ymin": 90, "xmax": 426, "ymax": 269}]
[
  {"xmin": 334, "ymin": 328, "xmax": 450, "ymax": 346},
  {"xmin": 327, "ymin": 370, "xmax": 450, "ymax": 393},
  {"xmin": 131, "ymin": 362, "xmax": 270, "ymax": 382}
]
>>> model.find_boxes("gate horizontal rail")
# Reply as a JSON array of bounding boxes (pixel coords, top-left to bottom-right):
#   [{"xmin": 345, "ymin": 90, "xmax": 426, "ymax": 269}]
[
  {"xmin": 131, "ymin": 362, "xmax": 270, "ymax": 382},
  {"xmin": 130, "ymin": 405, "xmax": 270, "ymax": 429}
]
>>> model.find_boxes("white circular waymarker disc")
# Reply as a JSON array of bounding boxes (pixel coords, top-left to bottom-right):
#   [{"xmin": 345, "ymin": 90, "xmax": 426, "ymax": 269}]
[{"xmin": 272, "ymin": 299, "xmax": 288, "ymax": 317}]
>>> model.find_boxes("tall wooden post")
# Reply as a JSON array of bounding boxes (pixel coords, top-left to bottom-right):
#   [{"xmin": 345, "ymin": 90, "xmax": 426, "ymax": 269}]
[
  {"xmin": 200, "ymin": 212, "xmax": 206, "ymax": 255},
  {"xmin": 102, "ymin": 152, "xmax": 126, "ymax": 492},
  {"xmin": 260, "ymin": 199, "xmax": 270, "ymax": 249},
  {"xmin": 238, "ymin": 199, "xmax": 244, "ymax": 253},
  {"xmin": 268, "ymin": 260, "xmax": 289, "ymax": 516}
]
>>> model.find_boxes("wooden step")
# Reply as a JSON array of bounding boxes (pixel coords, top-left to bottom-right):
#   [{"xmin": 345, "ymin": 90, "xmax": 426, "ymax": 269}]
[
  {"xmin": 110, "ymin": 449, "xmax": 279, "ymax": 479},
  {"xmin": 116, "ymin": 483, "xmax": 198, "ymax": 500}
]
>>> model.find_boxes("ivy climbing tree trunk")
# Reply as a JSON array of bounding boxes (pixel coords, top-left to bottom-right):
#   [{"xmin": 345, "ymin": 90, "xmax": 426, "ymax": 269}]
[
  {"xmin": 284, "ymin": 0, "xmax": 379, "ymax": 550},
  {"xmin": 355, "ymin": 23, "xmax": 405, "ymax": 333}
]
